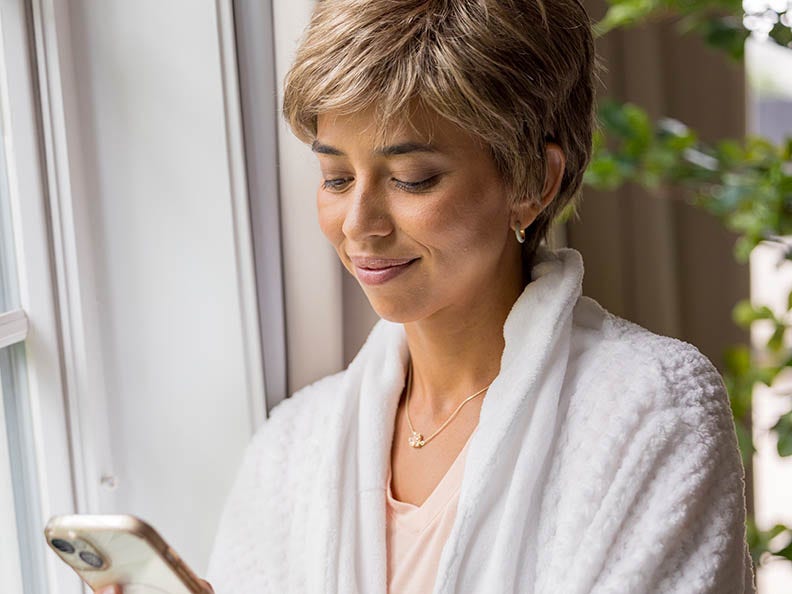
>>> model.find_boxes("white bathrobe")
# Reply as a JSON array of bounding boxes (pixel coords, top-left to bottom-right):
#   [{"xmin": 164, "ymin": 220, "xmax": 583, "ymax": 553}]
[{"xmin": 206, "ymin": 246, "xmax": 755, "ymax": 594}]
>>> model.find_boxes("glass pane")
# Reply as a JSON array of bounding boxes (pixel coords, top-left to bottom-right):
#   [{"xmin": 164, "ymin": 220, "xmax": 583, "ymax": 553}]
[
  {"xmin": 745, "ymin": 37, "xmax": 792, "ymax": 594},
  {"xmin": 1, "ymin": 343, "xmax": 46, "ymax": 594},
  {"xmin": 0, "ymin": 53, "xmax": 20, "ymax": 313},
  {"xmin": 746, "ymin": 38, "xmax": 792, "ymax": 141}
]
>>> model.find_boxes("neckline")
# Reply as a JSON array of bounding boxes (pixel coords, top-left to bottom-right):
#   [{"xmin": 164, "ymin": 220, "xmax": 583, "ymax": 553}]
[{"xmin": 386, "ymin": 429, "xmax": 476, "ymax": 532}]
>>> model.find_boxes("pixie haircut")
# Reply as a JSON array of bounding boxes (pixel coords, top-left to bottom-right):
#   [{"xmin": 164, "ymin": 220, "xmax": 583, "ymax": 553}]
[{"xmin": 283, "ymin": 0, "xmax": 598, "ymax": 259}]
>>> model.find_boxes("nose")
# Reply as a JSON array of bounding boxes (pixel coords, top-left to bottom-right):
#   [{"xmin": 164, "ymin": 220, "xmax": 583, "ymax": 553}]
[{"xmin": 341, "ymin": 179, "xmax": 393, "ymax": 241}]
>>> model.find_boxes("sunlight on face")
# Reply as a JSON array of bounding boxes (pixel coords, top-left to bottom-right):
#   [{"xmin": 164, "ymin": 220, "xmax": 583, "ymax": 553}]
[{"xmin": 313, "ymin": 106, "xmax": 524, "ymax": 323}]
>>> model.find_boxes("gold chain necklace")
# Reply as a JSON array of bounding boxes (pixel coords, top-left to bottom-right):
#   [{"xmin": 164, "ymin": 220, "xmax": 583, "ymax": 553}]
[{"xmin": 404, "ymin": 361, "xmax": 492, "ymax": 449}]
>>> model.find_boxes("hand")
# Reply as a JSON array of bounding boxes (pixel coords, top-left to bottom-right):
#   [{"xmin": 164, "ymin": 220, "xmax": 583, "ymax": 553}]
[{"xmin": 94, "ymin": 580, "xmax": 214, "ymax": 594}]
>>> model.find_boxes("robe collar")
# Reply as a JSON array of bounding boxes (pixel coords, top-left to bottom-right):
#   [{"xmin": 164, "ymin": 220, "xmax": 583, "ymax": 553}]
[{"xmin": 315, "ymin": 245, "xmax": 584, "ymax": 593}]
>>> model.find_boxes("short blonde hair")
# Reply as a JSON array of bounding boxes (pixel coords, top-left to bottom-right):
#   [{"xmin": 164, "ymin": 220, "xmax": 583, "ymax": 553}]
[{"xmin": 283, "ymin": 0, "xmax": 599, "ymax": 259}]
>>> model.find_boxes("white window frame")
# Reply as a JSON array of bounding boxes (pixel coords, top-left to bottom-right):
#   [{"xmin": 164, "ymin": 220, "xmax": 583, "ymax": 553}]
[
  {"xmin": 0, "ymin": 0, "xmax": 81, "ymax": 592},
  {"xmin": 0, "ymin": 346, "xmax": 26, "ymax": 594},
  {"xmin": 233, "ymin": 0, "xmax": 288, "ymax": 410}
]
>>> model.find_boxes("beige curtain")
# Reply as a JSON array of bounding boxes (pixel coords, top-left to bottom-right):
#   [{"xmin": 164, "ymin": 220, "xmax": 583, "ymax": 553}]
[{"xmin": 569, "ymin": 1, "xmax": 750, "ymax": 370}]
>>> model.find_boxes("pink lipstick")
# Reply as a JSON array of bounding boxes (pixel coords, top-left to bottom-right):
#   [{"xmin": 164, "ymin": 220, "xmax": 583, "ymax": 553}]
[{"xmin": 349, "ymin": 256, "xmax": 418, "ymax": 286}]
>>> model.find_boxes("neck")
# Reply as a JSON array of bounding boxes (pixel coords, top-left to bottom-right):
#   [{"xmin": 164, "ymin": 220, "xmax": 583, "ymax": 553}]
[{"xmin": 403, "ymin": 253, "xmax": 530, "ymax": 419}]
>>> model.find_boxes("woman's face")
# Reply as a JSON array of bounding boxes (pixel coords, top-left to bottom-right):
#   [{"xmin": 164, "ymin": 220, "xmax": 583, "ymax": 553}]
[{"xmin": 313, "ymin": 106, "xmax": 527, "ymax": 323}]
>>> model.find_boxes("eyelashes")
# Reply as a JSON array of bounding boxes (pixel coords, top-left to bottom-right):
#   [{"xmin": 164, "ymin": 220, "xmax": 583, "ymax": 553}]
[
  {"xmin": 393, "ymin": 175, "xmax": 440, "ymax": 192},
  {"xmin": 322, "ymin": 177, "xmax": 354, "ymax": 191},
  {"xmin": 321, "ymin": 175, "xmax": 441, "ymax": 193}
]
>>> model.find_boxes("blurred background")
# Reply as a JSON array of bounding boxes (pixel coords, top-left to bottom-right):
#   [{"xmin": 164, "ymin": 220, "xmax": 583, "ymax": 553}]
[{"xmin": 0, "ymin": 0, "xmax": 789, "ymax": 592}]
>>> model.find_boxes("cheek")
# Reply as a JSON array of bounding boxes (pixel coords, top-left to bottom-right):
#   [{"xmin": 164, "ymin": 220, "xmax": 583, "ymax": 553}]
[
  {"xmin": 316, "ymin": 193, "xmax": 345, "ymax": 247},
  {"xmin": 412, "ymin": 188, "xmax": 507, "ymax": 258}
]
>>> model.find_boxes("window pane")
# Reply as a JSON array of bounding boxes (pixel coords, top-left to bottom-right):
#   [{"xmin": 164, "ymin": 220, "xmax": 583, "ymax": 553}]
[
  {"xmin": 0, "ymin": 23, "xmax": 45, "ymax": 592},
  {"xmin": 746, "ymin": 38, "xmax": 792, "ymax": 141},
  {"xmin": 1, "ymin": 343, "xmax": 47, "ymax": 594},
  {"xmin": 0, "ymin": 64, "xmax": 20, "ymax": 313},
  {"xmin": 745, "ymin": 37, "xmax": 792, "ymax": 594}
]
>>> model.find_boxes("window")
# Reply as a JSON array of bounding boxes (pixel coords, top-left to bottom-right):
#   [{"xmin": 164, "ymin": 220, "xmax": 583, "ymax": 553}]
[
  {"xmin": 0, "ymin": 14, "xmax": 45, "ymax": 591},
  {"xmin": 0, "ymin": 0, "xmax": 282, "ymax": 586},
  {"xmin": 1, "ymin": 344, "xmax": 45, "ymax": 594},
  {"xmin": 745, "ymin": 35, "xmax": 792, "ymax": 593},
  {"xmin": 0, "ymin": 142, "xmax": 33, "ymax": 594},
  {"xmin": 0, "ymin": 2, "xmax": 80, "ymax": 592}
]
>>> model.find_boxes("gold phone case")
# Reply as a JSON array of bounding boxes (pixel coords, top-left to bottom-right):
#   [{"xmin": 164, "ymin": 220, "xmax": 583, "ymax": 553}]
[{"xmin": 44, "ymin": 514, "xmax": 209, "ymax": 594}]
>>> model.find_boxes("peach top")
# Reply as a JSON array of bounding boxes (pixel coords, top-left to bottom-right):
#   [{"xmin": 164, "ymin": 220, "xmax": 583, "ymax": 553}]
[{"xmin": 386, "ymin": 432, "xmax": 474, "ymax": 594}]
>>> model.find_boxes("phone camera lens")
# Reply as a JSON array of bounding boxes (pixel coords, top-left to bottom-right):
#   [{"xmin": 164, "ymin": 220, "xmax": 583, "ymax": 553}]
[
  {"xmin": 51, "ymin": 539, "xmax": 75, "ymax": 554},
  {"xmin": 78, "ymin": 551, "xmax": 104, "ymax": 568}
]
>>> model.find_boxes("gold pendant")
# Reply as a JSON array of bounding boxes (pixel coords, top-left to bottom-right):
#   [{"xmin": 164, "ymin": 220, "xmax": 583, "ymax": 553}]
[{"xmin": 408, "ymin": 432, "xmax": 425, "ymax": 448}]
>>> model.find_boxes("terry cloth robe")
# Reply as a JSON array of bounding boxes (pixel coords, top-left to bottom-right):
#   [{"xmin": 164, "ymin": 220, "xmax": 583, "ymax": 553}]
[{"xmin": 206, "ymin": 245, "xmax": 755, "ymax": 594}]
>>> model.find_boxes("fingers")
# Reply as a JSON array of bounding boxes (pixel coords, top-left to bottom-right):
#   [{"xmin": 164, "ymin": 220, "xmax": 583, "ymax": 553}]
[{"xmin": 199, "ymin": 579, "xmax": 214, "ymax": 593}]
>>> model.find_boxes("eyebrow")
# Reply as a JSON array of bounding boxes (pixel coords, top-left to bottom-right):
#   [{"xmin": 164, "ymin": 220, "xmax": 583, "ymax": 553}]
[{"xmin": 311, "ymin": 140, "xmax": 438, "ymax": 157}]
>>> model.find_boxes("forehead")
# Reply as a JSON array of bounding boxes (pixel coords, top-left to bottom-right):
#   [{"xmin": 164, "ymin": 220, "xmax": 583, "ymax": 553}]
[{"xmin": 314, "ymin": 106, "xmax": 479, "ymax": 154}]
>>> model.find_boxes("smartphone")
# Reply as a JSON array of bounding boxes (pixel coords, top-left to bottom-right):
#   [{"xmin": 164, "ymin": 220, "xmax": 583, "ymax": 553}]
[{"xmin": 44, "ymin": 514, "xmax": 211, "ymax": 594}]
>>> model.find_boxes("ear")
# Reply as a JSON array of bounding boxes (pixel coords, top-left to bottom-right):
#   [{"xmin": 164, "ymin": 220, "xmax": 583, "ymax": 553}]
[{"xmin": 510, "ymin": 143, "xmax": 566, "ymax": 232}]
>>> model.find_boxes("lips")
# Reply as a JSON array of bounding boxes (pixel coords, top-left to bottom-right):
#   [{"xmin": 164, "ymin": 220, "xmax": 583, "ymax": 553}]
[
  {"xmin": 349, "ymin": 255, "xmax": 418, "ymax": 286},
  {"xmin": 350, "ymin": 256, "xmax": 416, "ymax": 270}
]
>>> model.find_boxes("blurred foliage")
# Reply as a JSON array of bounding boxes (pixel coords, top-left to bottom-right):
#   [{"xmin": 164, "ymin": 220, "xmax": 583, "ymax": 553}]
[
  {"xmin": 585, "ymin": 100, "xmax": 792, "ymax": 263},
  {"xmin": 748, "ymin": 519, "xmax": 792, "ymax": 563},
  {"xmin": 587, "ymin": 0, "xmax": 792, "ymax": 571},
  {"xmin": 594, "ymin": 0, "xmax": 791, "ymax": 59}
]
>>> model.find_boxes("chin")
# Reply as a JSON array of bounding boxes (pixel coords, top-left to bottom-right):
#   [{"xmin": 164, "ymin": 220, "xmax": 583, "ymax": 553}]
[
  {"xmin": 368, "ymin": 303, "xmax": 418, "ymax": 324},
  {"xmin": 364, "ymin": 294, "xmax": 429, "ymax": 324}
]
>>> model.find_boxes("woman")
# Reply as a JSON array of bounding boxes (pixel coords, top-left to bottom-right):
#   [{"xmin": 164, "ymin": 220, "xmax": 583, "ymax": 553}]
[{"xmin": 100, "ymin": 0, "xmax": 754, "ymax": 592}]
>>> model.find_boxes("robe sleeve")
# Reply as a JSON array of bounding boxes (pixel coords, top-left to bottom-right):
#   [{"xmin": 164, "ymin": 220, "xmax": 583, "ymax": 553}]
[
  {"xmin": 588, "ymin": 346, "xmax": 756, "ymax": 594},
  {"xmin": 204, "ymin": 372, "xmax": 343, "ymax": 594},
  {"xmin": 204, "ymin": 413, "xmax": 286, "ymax": 593}
]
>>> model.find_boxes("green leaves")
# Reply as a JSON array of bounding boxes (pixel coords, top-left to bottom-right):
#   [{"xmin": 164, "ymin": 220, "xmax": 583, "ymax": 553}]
[
  {"xmin": 724, "ymin": 344, "xmax": 753, "ymax": 377},
  {"xmin": 768, "ymin": 323, "xmax": 787, "ymax": 353},
  {"xmin": 731, "ymin": 300, "xmax": 788, "ymax": 353},
  {"xmin": 594, "ymin": 0, "xmax": 790, "ymax": 57},
  {"xmin": 679, "ymin": 15, "xmax": 750, "ymax": 60},
  {"xmin": 733, "ymin": 416, "xmax": 756, "ymax": 466},
  {"xmin": 587, "ymin": 101, "xmax": 792, "ymax": 264},
  {"xmin": 776, "ymin": 534, "xmax": 792, "ymax": 561},
  {"xmin": 748, "ymin": 520, "xmax": 792, "ymax": 564},
  {"xmin": 772, "ymin": 411, "xmax": 792, "ymax": 457},
  {"xmin": 723, "ymin": 348, "xmax": 756, "ymax": 422},
  {"xmin": 732, "ymin": 300, "xmax": 775, "ymax": 327},
  {"xmin": 593, "ymin": 0, "xmax": 663, "ymax": 37},
  {"xmin": 583, "ymin": 151, "xmax": 627, "ymax": 190},
  {"xmin": 587, "ymin": 102, "xmax": 655, "ymax": 188}
]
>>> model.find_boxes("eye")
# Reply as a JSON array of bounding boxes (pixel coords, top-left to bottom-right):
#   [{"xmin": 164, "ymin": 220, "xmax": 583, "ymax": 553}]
[
  {"xmin": 322, "ymin": 177, "xmax": 353, "ymax": 192},
  {"xmin": 392, "ymin": 174, "xmax": 441, "ymax": 193}
]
